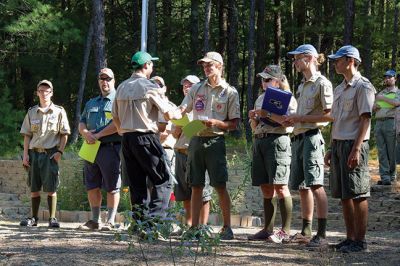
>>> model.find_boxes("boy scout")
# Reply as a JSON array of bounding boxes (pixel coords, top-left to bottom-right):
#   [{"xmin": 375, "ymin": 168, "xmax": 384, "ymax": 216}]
[
  {"xmin": 326, "ymin": 45, "xmax": 375, "ymax": 253},
  {"xmin": 373, "ymin": 70, "xmax": 400, "ymax": 185},
  {"xmin": 20, "ymin": 80, "xmax": 70, "ymax": 228},
  {"xmin": 285, "ymin": 44, "xmax": 333, "ymax": 247},
  {"xmin": 180, "ymin": 52, "xmax": 240, "ymax": 240},
  {"xmin": 79, "ymin": 68, "xmax": 121, "ymax": 230},
  {"xmin": 173, "ymin": 75, "xmax": 212, "ymax": 227},
  {"xmin": 112, "ymin": 51, "xmax": 180, "ymax": 220}
]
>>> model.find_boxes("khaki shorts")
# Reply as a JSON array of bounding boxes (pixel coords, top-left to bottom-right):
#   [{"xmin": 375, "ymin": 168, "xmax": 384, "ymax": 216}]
[
  {"xmin": 187, "ymin": 136, "xmax": 228, "ymax": 187},
  {"xmin": 252, "ymin": 134, "xmax": 291, "ymax": 185},
  {"xmin": 290, "ymin": 130, "xmax": 325, "ymax": 190},
  {"xmin": 330, "ymin": 140, "xmax": 370, "ymax": 199},
  {"xmin": 28, "ymin": 149, "xmax": 60, "ymax": 192}
]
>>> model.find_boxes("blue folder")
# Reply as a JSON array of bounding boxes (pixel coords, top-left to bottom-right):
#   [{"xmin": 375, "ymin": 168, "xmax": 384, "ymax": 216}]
[{"xmin": 260, "ymin": 86, "xmax": 292, "ymax": 127}]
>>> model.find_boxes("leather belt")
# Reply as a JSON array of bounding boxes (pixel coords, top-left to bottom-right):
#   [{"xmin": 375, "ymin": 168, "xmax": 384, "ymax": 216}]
[
  {"xmin": 254, "ymin": 133, "xmax": 288, "ymax": 139},
  {"xmin": 175, "ymin": 148, "xmax": 188, "ymax": 155},
  {"xmin": 291, "ymin": 128, "xmax": 320, "ymax": 142},
  {"xmin": 32, "ymin": 147, "xmax": 56, "ymax": 154},
  {"xmin": 100, "ymin": 142, "xmax": 120, "ymax": 147}
]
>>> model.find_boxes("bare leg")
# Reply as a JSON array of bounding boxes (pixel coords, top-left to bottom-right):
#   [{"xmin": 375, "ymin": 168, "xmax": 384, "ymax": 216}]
[
  {"xmin": 214, "ymin": 185, "xmax": 231, "ymax": 227},
  {"xmin": 353, "ymin": 198, "xmax": 368, "ymax": 241},
  {"xmin": 190, "ymin": 186, "xmax": 204, "ymax": 227},
  {"xmin": 199, "ymin": 201, "xmax": 210, "ymax": 225},
  {"xmin": 341, "ymin": 199, "xmax": 355, "ymax": 240},
  {"xmin": 183, "ymin": 200, "xmax": 192, "ymax": 226}
]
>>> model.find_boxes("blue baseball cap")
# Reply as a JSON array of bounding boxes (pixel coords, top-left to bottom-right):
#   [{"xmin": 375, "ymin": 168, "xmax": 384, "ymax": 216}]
[
  {"xmin": 384, "ymin": 69, "xmax": 396, "ymax": 77},
  {"xmin": 328, "ymin": 45, "xmax": 361, "ymax": 62},
  {"xmin": 287, "ymin": 44, "xmax": 318, "ymax": 57}
]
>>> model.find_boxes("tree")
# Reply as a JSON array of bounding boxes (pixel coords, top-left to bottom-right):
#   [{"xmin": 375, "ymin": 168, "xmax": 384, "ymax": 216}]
[
  {"xmin": 148, "ymin": 0, "xmax": 157, "ymax": 55},
  {"xmin": 92, "ymin": 0, "xmax": 106, "ymax": 73},
  {"xmin": 273, "ymin": 0, "xmax": 282, "ymax": 65},
  {"xmin": 217, "ymin": 0, "xmax": 227, "ymax": 55},
  {"xmin": 190, "ymin": 0, "xmax": 200, "ymax": 72},
  {"xmin": 246, "ymin": 0, "xmax": 256, "ymax": 141},
  {"xmin": 204, "ymin": 0, "xmax": 212, "ymax": 52},
  {"xmin": 344, "ymin": 0, "xmax": 355, "ymax": 45},
  {"xmin": 227, "ymin": 0, "xmax": 239, "ymax": 90},
  {"xmin": 392, "ymin": 1, "xmax": 399, "ymax": 69}
]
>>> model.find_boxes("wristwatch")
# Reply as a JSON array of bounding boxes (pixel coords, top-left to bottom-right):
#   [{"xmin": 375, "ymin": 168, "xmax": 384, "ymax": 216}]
[{"xmin": 267, "ymin": 111, "xmax": 272, "ymax": 119}]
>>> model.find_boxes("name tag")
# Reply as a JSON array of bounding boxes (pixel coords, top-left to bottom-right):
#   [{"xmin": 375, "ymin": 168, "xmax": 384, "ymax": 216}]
[{"xmin": 89, "ymin": 107, "xmax": 99, "ymax": 112}]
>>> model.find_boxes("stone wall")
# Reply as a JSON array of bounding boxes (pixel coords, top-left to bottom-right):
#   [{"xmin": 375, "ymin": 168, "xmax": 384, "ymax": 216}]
[{"xmin": 0, "ymin": 159, "xmax": 264, "ymax": 214}]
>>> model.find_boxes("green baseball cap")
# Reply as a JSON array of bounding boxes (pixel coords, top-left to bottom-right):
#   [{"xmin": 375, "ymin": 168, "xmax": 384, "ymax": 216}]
[{"xmin": 131, "ymin": 51, "xmax": 159, "ymax": 69}]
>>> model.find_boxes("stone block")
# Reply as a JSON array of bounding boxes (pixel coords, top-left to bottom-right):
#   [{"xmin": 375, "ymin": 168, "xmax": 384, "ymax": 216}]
[
  {"xmin": 77, "ymin": 211, "xmax": 90, "ymax": 222},
  {"xmin": 208, "ymin": 213, "xmax": 220, "ymax": 226},
  {"xmin": 60, "ymin": 210, "xmax": 77, "ymax": 222},
  {"xmin": 231, "ymin": 214, "xmax": 241, "ymax": 226}
]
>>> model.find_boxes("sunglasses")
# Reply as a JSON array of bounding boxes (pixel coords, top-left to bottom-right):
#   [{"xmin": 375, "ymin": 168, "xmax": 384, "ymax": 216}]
[
  {"xmin": 262, "ymin": 78, "xmax": 272, "ymax": 83},
  {"xmin": 99, "ymin": 77, "xmax": 113, "ymax": 82}
]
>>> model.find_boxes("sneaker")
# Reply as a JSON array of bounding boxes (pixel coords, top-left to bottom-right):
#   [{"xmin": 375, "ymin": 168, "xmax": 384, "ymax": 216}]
[
  {"xmin": 340, "ymin": 240, "xmax": 367, "ymax": 253},
  {"xmin": 377, "ymin": 180, "xmax": 391, "ymax": 185},
  {"xmin": 48, "ymin": 217, "xmax": 60, "ymax": 228},
  {"xmin": 219, "ymin": 226, "xmax": 234, "ymax": 240},
  {"xmin": 306, "ymin": 235, "xmax": 328, "ymax": 248},
  {"xmin": 282, "ymin": 232, "xmax": 311, "ymax": 244},
  {"xmin": 101, "ymin": 222, "xmax": 115, "ymax": 231},
  {"xmin": 248, "ymin": 229, "xmax": 273, "ymax": 241},
  {"xmin": 20, "ymin": 217, "xmax": 38, "ymax": 227},
  {"xmin": 79, "ymin": 220, "xmax": 100, "ymax": 230},
  {"xmin": 334, "ymin": 238, "xmax": 354, "ymax": 251},
  {"xmin": 269, "ymin": 229, "xmax": 289, "ymax": 244}
]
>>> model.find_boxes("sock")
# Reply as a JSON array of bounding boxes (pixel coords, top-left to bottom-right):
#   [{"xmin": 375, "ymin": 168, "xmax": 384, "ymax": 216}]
[
  {"xmin": 279, "ymin": 196, "xmax": 293, "ymax": 233},
  {"xmin": 264, "ymin": 197, "xmax": 277, "ymax": 232},
  {"xmin": 92, "ymin": 207, "xmax": 101, "ymax": 223},
  {"xmin": 107, "ymin": 207, "xmax": 117, "ymax": 225},
  {"xmin": 47, "ymin": 195, "xmax": 57, "ymax": 218},
  {"xmin": 316, "ymin": 218, "xmax": 327, "ymax": 238},
  {"xmin": 301, "ymin": 219, "xmax": 312, "ymax": 237},
  {"xmin": 31, "ymin": 196, "xmax": 41, "ymax": 219}
]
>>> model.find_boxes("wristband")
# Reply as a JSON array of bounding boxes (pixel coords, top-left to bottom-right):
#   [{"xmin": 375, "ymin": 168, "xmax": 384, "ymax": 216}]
[{"xmin": 57, "ymin": 150, "xmax": 64, "ymax": 155}]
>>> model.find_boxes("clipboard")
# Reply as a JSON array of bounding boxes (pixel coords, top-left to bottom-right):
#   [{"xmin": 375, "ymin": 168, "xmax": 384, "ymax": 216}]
[{"xmin": 260, "ymin": 86, "xmax": 292, "ymax": 127}]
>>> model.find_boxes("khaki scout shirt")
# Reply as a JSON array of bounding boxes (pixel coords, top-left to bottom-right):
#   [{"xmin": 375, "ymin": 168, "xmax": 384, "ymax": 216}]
[
  {"xmin": 253, "ymin": 91, "xmax": 297, "ymax": 135},
  {"xmin": 293, "ymin": 72, "xmax": 333, "ymax": 135},
  {"xmin": 112, "ymin": 73, "xmax": 174, "ymax": 134},
  {"xmin": 20, "ymin": 103, "xmax": 71, "ymax": 149},
  {"xmin": 331, "ymin": 72, "xmax": 376, "ymax": 140},
  {"xmin": 180, "ymin": 79, "xmax": 240, "ymax": 136},
  {"xmin": 374, "ymin": 87, "xmax": 399, "ymax": 119},
  {"xmin": 174, "ymin": 112, "xmax": 193, "ymax": 150}
]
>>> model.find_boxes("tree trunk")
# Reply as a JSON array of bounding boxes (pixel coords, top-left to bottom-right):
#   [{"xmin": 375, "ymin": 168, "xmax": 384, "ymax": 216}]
[
  {"xmin": 246, "ymin": 0, "xmax": 256, "ymax": 141},
  {"xmin": 161, "ymin": 0, "xmax": 172, "ymax": 83},
  {"xmin": 227, "ymin": 0, "xmax": 239, "ymax": 89},
  {"xmin": 392, "ymin": 0, "xmax": 399, "ymax": 69},
  {"xmin": 361, "ymin": 0, "xmax": 372, "ymax": 79},
  {"xmin": 132, "ymin": 0, "xmax": 141, "ymax": 50},
  {"xmin": 70, "ymin": 20, "xmax": 94, "ymax": 144},
  {"xmin": 92, "ymin": 0, "xmax": 106, "ymax": 73},
  {"xmin": 273, "ymin": 0, "xmax": 281, "ymax": 65},
  {"xmin": 190, "ymin": 0, "xmax": 200, "ymax": 71},
  {"xmin": 217, "ymin": 0, "xmax": 227, "ymax": 55},
  {"xmin": 204, "ymin": 0, "xmax": 212, "ymax": 52},
  {"xmin": 254, "ymin": 0, "xmax": 266, "ymax": 101},
  {"xmin": 148, "ymin": 0, "xmax": 157, "ymax": 55},
  {"xmin": 344, "ymin": 0, "xmax": 355, "ymax": 45}
]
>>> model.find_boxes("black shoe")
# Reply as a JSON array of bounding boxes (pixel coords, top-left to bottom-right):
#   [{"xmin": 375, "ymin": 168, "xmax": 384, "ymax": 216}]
[
  {"xmin": 377, "ymin": 180, "xmax": 391, "ymax": 185},
  {"xmin": 49, "ymin": 217, "xmax": 60, "ymax": 228},
  {"xmin": 20, "ymin": 217, "xmax": 38, "ymax": 227},
  {"xmin": 340, "ymin": 240, "xmax": 367, "ymax": 253},
  {"xmin": 334, "ymin": 238, "xmax": 354, "ymax": 251}
]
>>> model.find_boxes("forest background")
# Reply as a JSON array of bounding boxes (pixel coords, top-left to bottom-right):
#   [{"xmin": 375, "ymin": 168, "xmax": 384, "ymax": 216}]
[{"xmin": 0, "ymin": 0, "xmax": 399, "ymax": 156}]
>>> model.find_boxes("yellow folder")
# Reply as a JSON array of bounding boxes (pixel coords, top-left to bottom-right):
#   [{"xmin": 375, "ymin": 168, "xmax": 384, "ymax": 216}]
[
  {"xmin": 377, "ymin": 93, "xmax": 396, "ymax": 108},
  {"xmin": 78, "ymin": 140, "xmax": 101, "ymax": 163},
  {"xmin": 182, "ymin": 120, "xmax": 207, "ymax": 139}
]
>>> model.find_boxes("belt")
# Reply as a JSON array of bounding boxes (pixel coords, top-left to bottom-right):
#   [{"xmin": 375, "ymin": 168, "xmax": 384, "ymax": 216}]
[
  {"xmin": 175, "ymin": 148, "xmax": 188, "ymax": 155},
  {"xmin": 291, "ymin": 128, "xmax": 320, "ymax": 142},
  {"xmin": 376, "ymin": 117, "xmax": 394, "ymax": 121},
  {"xmin": 254, "ymin": 133, "xmax": 288, "ymax": 139},
  {"xmin": 163, "ymin": 146, "xmax": 173, "ymax": 150},
  {"xmin": 32, "ymin": 147, "xmax": 56, "ymax": 154},
  {"xmin": 100, "ymin": 142, "xmax": 120, "ymax": 147}
]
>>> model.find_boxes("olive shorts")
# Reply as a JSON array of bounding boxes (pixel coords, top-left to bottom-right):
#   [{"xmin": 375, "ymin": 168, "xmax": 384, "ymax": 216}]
[
  {"xmin": 330, "ymin": 140, "xmax": 370, "ymax": 200},
  {"xmin": 290, "ymin": 131, "xmax": 325, "ymax": 190},
  {"xmin": 187, "ymin": 136, "xmax": 228, "ymax": 187},
  {"xmin": 252, "ymin": 134, "xmax": 291, "ymax": 186},
  {"xmin": 28, "ymin": 149, "xmax": 60, "ymax": 192}
]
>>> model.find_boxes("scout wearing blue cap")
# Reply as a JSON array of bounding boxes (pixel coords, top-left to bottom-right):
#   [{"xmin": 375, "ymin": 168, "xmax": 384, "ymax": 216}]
[
  {"xmin": 384, "ymin": 70, "xmax": 397, "ymax": 77},
  {"xmin": 287, "ymin": 44, "xmax": 319, "ymax": 57},
  {"xmin": 328, "ymin": 45, "xmax": 362, "ymax": 62}
]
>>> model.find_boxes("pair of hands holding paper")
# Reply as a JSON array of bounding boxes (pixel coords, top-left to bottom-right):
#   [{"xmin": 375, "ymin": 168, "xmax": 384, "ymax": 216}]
[{"xmin": 249, "ymin": 109, "xmax": 300, "ymax": 127}]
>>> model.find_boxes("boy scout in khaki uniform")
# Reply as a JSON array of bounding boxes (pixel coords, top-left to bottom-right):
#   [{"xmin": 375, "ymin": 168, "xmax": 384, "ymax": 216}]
[
  {"xmin": 112, "ymin": 51, "xmax": 180, "ymax": 221},
  {"xmin": 20, "ymin": 80, "xmax": 70, "ymax": 228},
  {"xmin": 248, "ymin": 65, "xmax": 297, "ymax": 243},
  {"xmin": 173, "ymin": 75, "xmax": 212, "ymax": 228},
  {"xmin": 180, "ymin": 52, "xmax": 240, "ymax": 240},
  {"xmin": 285, "ymin": 44, "xmax": 333, "ymax": 247},
  {"xmin": 373, "ymin": 70, "xmax": 400, "ymax": 185},
  {"xmin": 326, "ymin": 45, "xmax": 375, "ymax": 253}
]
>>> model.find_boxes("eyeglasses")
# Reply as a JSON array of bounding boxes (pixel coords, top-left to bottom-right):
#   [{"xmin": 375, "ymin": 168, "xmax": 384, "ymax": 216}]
[
  {"xmin": 37, "ymin": 89, "xmax": 52, "ymax": 94},
  {"xmin": 99, "ymin": 77, "xmax": 113, "ymax": 82},
  {"xmin": 262, "ymin": 78, "xmax": 272, "ymax": 83}
]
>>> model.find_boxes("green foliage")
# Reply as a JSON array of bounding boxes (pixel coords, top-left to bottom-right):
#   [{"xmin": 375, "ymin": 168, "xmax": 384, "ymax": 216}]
[{"xmin": 0, "ymin": 87, "xmax": 24, "ymax": 157}]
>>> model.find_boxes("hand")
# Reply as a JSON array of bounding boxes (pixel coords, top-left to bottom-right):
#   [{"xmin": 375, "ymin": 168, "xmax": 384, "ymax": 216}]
[
  {"xmin": 284, "ymin": 115, "xmax": 302, "ymax": 124},
  {"xmin": 83, "ymin": 129, "xmax": 97, "ymax": 144},
  {"xmin": 373, "ymin": 103, "xmax": 381, "ymax": 111},
  {"xmin": 22, "ymin": 154, "xmax": 30, "ymax": 168},
  {"xmin": 248, "ymin": 109, "xmax": 257, "ymax": 119},
  {"xmin": 203, "ymin": 119, "xmax": 220, "ymax": 128},
  {"xmin": 281, "ymin": 115, "xmax": 294, "ymax": 127},
  {"xmin": 50, "ymin": 151, "xmax": 62, "ymax": 163},
  {"xmin": 253, "ymin": 109, "xmax": 268, "ymax": 118},
  {"xmin": 160, "ymin": 131, "xmax": 168, "ymax": 142},
  {"xmin": 324, "ymin": 150, "xmax": 331, "ymax": 167},
  {"xmin": 347, "ymin": 148, "xmax": 361, "ymax": 169}
]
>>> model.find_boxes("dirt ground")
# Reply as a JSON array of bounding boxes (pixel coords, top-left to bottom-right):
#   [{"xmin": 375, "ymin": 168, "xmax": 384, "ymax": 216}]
[{"xmin": 1, "ymin": 221, "xmax": 400, "ymax": 266}]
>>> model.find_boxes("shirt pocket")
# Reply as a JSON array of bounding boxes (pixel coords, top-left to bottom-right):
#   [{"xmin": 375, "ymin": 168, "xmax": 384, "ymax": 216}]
[
  {"xmin": 212, "ymin": 96, "xmax": 228, "ymax": 115},
  {"xmin": 47, "ymin": 116, "xmax": 59, "ymax": 132},
  {"xmin": 304, "ymin": 96, "xmax": 315, "ymax": 110},
  {"xmin": 343, "ymin": 90, "xmax": 356, "ymax": 112},
  {"xmin": 30, "ymin": 119, "xmax": 41, "ymax": 133}
]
